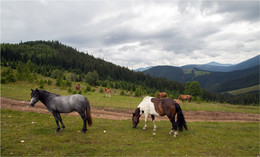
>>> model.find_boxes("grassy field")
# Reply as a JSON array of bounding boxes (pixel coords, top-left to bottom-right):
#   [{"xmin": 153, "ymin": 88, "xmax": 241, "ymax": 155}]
[
  {"xmin": 1, "ymin": 109, "xmax": 259, "ymax": 156},
  {"xmin": 1, "ymin": 82, "xmax": 259, "ymax": 114},
  {"xmin": 226, "ymin": 84, "xmax": 259, "ymax": 95},
  {"xmin": 1, "ymin": 78, "xmax": 260, "ymax": 156}
]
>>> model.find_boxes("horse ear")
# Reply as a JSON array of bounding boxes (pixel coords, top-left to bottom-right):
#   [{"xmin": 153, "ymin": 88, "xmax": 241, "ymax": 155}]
[
  {"xmin": 36, "ymin": 88, "xmax": 39, "ymax": 92},
  {"xmin": 31, "ymin": 89, "xmax": 33, "ymax": 91}
]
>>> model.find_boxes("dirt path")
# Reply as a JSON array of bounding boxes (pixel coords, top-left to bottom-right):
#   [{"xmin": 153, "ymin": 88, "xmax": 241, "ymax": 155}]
[{"xmin": 1, "ymin": 97, "xmax": 259, "ymax": 122}]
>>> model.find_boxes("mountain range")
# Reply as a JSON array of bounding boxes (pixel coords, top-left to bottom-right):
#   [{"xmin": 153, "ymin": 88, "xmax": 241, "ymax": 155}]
[
  {"xmin": 181, "ymin": 55, "xmax": 259, "ymax": 72},
  {"xmin": 141, "ymin": 55, "xmax": 259, "ymax": 94},
  {"xmin": 136, "ymin": 55, "xmax": 259, "ymax": 72}
]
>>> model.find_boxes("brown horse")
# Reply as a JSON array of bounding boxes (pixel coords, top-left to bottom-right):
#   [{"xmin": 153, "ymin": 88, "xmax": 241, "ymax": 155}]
[
  {"xmin": 178, "ymin": 95, "xmax": 192, "ymax": 103},
  {"xmin": 104, "ymin": 88, "xmax": 112, "ymax": 97},
  {"xmin": 75, "ymin": 84, "xmax": 81, "ymax": 91},
  {"xmin": 156, "ymin": 92, "xmax": 167, "ymax": 99},
  {"xmin": 132, "ymin": 96, "xmax": 188, "ymax": 137}
]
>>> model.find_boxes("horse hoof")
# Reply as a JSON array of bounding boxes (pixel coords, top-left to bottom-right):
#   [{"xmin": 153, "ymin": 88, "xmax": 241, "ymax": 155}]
[
  {"xmin": 81, "ymin": 130, "xmax": 86, "ymax": 133},
  {"xmin": 174, "ymin": 132, "xmax": 178, "ymax": 137}
]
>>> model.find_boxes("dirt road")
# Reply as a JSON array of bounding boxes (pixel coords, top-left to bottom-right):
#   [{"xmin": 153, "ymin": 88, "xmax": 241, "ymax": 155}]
[{"xmin": 1, "ymin": 97, "xmax": 259, "ymax": 122}]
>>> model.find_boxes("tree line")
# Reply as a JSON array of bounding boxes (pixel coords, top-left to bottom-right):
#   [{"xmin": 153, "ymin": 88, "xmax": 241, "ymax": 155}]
[
  {"xmin": 1, "ymin": 40, "xmax": 258, "ymax": 105},
  {"xmin": 1, "ymin": 41, "xmax": 184, "ymax": 96}
]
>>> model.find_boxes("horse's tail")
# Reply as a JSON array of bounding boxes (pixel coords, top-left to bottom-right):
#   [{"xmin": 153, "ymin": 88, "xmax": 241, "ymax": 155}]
[
  {"xmin": 175, "ymin": 102, "xmax": 188, "ymax": 131},
  {"xmin": 86, "ymin": 103, "xmax": 92, "ymax": 126}
]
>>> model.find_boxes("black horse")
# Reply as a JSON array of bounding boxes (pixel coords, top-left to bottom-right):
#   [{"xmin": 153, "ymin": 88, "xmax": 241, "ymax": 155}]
[{"xmin": 30, "ymin": 89, "xmax": 92, "ymax": 133}]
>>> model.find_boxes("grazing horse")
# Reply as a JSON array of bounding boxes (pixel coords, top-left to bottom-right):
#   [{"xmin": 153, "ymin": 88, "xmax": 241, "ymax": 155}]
[
  {"xmin": 178, "ymin": 95, "xmax": 192, "ymax": 103},
  {"xmin": 29, "ymin": 89, "xmax": 92, "ymax": 133},
  {"xmin": 157, "ymin": 92, "xmax": 167, "ymax": 99},
  {"xmin": 132, "ymin": 96, "xmax": 187, "ymax": 137},
  {"xmin": 75, "ymin": 84, "xmax": 81, "ymax": 91},
  {"xmin": 104, "ymin": 88, "xmax": 112, "ymax": 97}
]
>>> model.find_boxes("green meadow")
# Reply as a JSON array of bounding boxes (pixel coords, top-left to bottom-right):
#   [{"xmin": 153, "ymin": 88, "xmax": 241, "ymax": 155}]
[
  {"xmin": 1, "ymin": 82, "xmax": 259, "ymax": 114},
  {"xmin": 1, "ymin": 110, "xmax": 259, "ymax": 156},
  {"xmin": 1, "ymin": 77, "xmax": 260, "ymax": 156}
]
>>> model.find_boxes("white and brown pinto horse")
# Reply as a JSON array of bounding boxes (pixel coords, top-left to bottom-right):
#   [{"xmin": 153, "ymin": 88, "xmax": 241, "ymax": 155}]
[{"xmin": 132, "ymin": 96, "xmax": 187, "ymax": 137}]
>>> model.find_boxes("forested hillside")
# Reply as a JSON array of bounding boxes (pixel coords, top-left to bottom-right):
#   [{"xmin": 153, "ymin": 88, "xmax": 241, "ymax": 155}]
[
  {"xmin": 1, "ymin": 40, "xmax": 258, "ymax": 105},
  {"xmin": 1, "ymin": 40, "xmax": 184, "ymax": 95},
  {"xmin": 144, "ymin": 65, "xmax": 259, "ymax": 93}
]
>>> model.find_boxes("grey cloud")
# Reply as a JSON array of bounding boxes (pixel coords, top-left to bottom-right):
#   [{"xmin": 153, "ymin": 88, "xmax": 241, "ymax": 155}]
[
  {"xmin": 118, "ymin": 45, "xmax": 137, "ymax": 51},
  {"xmin": 1, "ymin": 0, "xmax": 259, "ymax": 69},
  {"xmin": 216, "ymin": 1, "xmax": 259, "ymax": 22}
]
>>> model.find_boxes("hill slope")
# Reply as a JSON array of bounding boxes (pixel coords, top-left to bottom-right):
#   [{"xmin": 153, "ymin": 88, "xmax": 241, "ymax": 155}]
[
  {"xmin": 144, "ymin": 65, "xmax": 259, "ymax": 93},
  {"xmin": 143, "ymin": 66, "xmax": 184, "ymax": 82},
  {"xmin": 1, "ymin": 40, "xmax": 184, "ymax": 93}
]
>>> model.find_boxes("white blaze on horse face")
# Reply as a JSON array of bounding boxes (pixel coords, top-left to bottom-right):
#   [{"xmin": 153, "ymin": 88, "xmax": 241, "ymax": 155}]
[{"xmin": 30, "ymin": 97, "xmax": 36, "ymax": 106}]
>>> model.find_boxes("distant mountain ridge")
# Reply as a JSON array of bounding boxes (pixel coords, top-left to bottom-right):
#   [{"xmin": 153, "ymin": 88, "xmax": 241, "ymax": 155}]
[
  {"xmin": 136, "ymin": 55, "xmax": 259, "ymax": 72},
  {"xmin": 181, "ymin": 55, "xmax": 259, "ymax": 72},
  {"xmin": 206, "ymin": 61, "xmax": 232, "ymax": 67},
  {"xmin": 134, "ymin": 66, "xmax": 154, "ymax": 72},
  {"xmin": 142, "ymin": 55, "xmax": 260, "ymax": 94}
]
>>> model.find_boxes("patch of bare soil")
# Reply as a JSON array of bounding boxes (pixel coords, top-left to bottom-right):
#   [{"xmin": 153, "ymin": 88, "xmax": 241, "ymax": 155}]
[{"xmin": 1, "ymin": 97, "xmax": 259, "ymax": 122}]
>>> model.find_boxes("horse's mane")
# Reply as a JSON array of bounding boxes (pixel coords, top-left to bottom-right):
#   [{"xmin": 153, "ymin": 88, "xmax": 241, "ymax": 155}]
[{"xmin": 40, "ymin": 90, "xmax": 60, "ymax": 97}]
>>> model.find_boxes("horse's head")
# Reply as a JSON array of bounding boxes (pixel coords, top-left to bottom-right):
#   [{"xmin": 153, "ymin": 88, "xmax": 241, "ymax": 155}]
[
  {"xmin": 132, "ymin": 108, "xmax": 141, "ymax": 128},
  {"xmin": 30, "ymin": 89, "xmax": 40, "ymax": 106}
]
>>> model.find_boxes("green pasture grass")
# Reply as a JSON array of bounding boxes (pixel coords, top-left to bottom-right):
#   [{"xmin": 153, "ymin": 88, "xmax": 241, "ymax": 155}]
[
  {"xmin": 1, "ymin": 81, "xmax": 70, "ymax": 101},
  {"xmin": 181, "ymin": 102, "xmax": 260, "ymax": 114},
  {"xmin": 87, "ymin": 92, "xmax": 142, "ymax": 109},
  {"xmin": 1, "ymin": 82, "xmax": 260, "ymax": 114},
  {"xmin": 225, "ymin": 84, "xmax": 259, "ymax": 95},
  {"xmin": 1, "ymin": 110, "xmax": 259, "ymax": 156}
]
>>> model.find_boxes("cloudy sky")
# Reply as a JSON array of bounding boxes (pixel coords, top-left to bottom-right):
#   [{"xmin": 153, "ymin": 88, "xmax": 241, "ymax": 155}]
[{"xmin": 1, "ymin": 0, "xmax": 259, "ymax": 69}]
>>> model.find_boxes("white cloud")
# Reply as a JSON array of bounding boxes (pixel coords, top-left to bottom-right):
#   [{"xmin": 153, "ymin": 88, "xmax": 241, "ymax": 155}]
[{"xmin": 1, "ymin": 0, "xmax": 259, "ymax": 69}]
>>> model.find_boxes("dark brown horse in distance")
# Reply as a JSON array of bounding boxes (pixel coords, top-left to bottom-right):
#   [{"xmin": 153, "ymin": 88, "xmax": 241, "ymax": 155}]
[
  {"xmin": 75, "ymin": 84, "xmax": 81, "ymax": 91},
  {"xmin": 157, "ymin": 92, "xmax": 167, "ymax": 98},
  {"xmin": 178, "ymin": 95, "xmax": 192, "ymax": 103}
]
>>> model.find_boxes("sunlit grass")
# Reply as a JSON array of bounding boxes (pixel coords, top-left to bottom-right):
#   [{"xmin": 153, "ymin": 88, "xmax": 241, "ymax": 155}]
[{"xmin": 1, "ymin": 81, "xmax": 259, "ymax": 114}]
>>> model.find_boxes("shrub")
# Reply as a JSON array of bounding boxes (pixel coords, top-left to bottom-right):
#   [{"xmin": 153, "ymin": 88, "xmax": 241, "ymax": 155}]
[{"xmin": 1, "ymin": 67, "xmax": 16, "ymax": 83}]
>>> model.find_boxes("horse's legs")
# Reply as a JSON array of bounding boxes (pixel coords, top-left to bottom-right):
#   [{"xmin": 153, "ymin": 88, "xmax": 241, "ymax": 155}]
[
  {"xmin": 57, "ymin": 113, "xmax": 65, "ymax": 130},
  {"xmin": 168, "ymin": 114, "xmax": 178, "ymax": 137},
  {"xmin": 143, "ymin": 113, "xmax": 148, "ymax": 130},
  {"xmin": 52, "ymin": 111, "xmax": 60, "ymax": 132},
  {"xmin": 79, "ymin": 112, "xmax": 87, "ymax": 133},
  {"xmin": 151, "ymin": 115, "xmax": 157, "ymax": 131}
]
